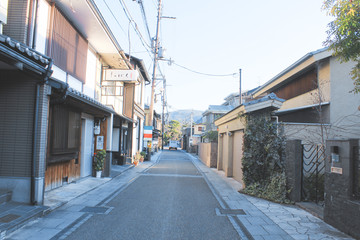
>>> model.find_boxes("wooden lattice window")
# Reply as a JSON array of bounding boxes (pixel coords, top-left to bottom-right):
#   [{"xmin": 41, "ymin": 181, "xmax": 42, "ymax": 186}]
[
  {"xmin": 50, "ymin": 105, "xmax": 81, "ymax": 162},
  {"xmin": 48, "ymin": 7, "xmax": 88, "ymax": 82}
]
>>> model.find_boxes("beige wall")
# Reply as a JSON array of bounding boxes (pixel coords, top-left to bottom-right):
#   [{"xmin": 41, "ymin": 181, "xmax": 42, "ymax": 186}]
[
  {"xmin": 215, "ymin": 106, "xmax": 246, "ymax": 185},
  {"xmin": 198, "ymin": 142, "xmax": 217, "ymax": 168},
  {"xmin": 232, "ymin": 130, "xmax": 244, "ymax": 187},
  {"xmin": 329, "ymin": 58, "xmax": 360, "ymax": 139}
]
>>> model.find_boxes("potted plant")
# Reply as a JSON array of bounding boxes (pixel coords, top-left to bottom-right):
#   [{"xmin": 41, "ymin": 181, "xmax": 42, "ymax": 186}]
[
  {"xmin": 140, "ymin": 151, "xmax": 146, "ymax": 162},
  {"xmin": 94, "ymin": 149, "xmax": 106, "ymax": 178},
  {"xmin": 133, "ymin": 151, "xmax": 141, "ymax": 166}
]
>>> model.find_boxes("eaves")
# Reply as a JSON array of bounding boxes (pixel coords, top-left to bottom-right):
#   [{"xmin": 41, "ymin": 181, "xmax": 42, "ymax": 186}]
[{"xmin": 253, "ymin": 48, "xmax": 331, "ymax": 98}]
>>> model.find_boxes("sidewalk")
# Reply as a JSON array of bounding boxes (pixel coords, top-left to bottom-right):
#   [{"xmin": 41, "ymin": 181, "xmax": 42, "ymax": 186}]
[
  {"xmin": 187, "ymin": 152, "xmax": 354, "ymax": 240},
  {"xmin": 0, "ymin": 152, "xmax": 161, "ymax": 240}
]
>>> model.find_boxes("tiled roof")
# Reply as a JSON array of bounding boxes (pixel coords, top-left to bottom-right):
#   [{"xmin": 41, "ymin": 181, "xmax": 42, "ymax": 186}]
[
  {"xmin": 243, "ymin": 93, "xmax": 285, "ymax": 107},
  {"xmin": 0, "ymin": 34, "xmax": 51, "ymax": 66},
  {"xmin": 207, "ymin": 105, "xmax": 234, "ymax": 112}
]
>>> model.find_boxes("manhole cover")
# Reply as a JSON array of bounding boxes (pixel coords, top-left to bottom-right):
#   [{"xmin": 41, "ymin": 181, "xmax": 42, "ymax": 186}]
[
  {"xmin": 80, "ymin": 206, "xmax": 112, "ymax": 214},
  {"xmin": 0, "ymin": 214, "xmax": 20, "ymax": 223},
  {"xmin": 216, "ymin": 208, "xmax": 246, "ymax": 216}
]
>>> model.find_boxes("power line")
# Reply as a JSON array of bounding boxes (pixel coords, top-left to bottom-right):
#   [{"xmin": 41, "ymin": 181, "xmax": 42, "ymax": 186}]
[
  {"xmin": 103, "ymin": 0, "xmax": 127, "ymax": 35},
  {"xmin": 137, "ymin": 0, "xmax": 152, "ymax": 43},
  {"xmin": 118, "ymin": 0, "xmax": 151, "ymax": 49},
  {"xmin": 172, "ymin": 62, "xmax": 238, "ymax": 77}
]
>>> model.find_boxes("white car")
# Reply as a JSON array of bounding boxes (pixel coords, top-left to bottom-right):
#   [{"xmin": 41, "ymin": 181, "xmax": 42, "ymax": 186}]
[{"xmin": 169, "ymin": 140, "xmax": 178, "ymax": 150}]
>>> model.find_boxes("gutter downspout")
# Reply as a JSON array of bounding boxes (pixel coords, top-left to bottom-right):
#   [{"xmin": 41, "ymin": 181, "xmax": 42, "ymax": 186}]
[
  {"xmin": 31, "ymin": 84, "xmax": 41, "ymax": 205},
  {"xmin": 31, "ymin": 58, "xmax": 53, "ymax": 205}
]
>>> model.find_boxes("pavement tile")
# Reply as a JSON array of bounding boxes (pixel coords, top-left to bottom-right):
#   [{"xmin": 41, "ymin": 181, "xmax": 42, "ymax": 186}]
[
  {"xmin": 262, "ymin": 234, "xmax": 287, "ymax": 240},
  {"xmin": 187, "ymin": 154, "xmax": 356, "ymax": 240},
  {"xmin": 245, "ymin": 216, "xmax": 268, "ymax": 225},
  {"xmin": 262, "ymin": 224, "xmax": 288, "ymax": 235},
  {"xmin": 244, "ymin": 225, "xmax": 268, "ymax": 235}
]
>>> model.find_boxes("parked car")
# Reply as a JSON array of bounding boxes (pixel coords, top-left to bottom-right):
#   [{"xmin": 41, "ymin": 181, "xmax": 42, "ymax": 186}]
[{"xmin": 169, "ymin": 140, "xmax": 178, "ymax": 150}]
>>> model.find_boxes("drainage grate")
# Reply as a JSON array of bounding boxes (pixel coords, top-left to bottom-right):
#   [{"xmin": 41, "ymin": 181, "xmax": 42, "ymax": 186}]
[
  {"xmin": 0, "ymin": 214, "xmax": 20, "ymax": 223},
  {"xmin": 80, "ymin": 206, "xmax": 112, "ymax": 214},
  {"xmin": 216, "ymin": 208, "xmax": 246, "ymax": 216}
]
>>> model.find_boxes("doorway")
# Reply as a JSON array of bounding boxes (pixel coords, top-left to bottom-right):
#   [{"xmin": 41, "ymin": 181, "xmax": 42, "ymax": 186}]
[{"xmin": 80, "ymin": 117, "xmax": 94, "ymax": 177}]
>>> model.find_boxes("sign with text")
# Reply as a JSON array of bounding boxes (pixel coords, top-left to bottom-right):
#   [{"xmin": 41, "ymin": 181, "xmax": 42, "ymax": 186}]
[
  {"xmin": 104, "ymin": 69, "xmax": 138, "ymax": 82},
  {"xmin": 96, "ymin": 136, "xmax": 104, "ymax": 150},
  {"xmin": 331, "ymin": 167, "xmax": 343, "ymax": 175},
  {"xmin": 144, "ymin": 126, "xmax": 153, "ymax": 141}
]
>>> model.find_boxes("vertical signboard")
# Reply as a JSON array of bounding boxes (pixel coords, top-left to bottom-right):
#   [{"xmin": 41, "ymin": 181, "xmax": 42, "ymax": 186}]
[{"xmin": 144, "ymin": 126, "xmax": 153, "ymax": 148}]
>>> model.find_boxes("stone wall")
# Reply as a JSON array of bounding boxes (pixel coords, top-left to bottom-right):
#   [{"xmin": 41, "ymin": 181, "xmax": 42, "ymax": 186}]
[
  {"xmin": 198, "ymin": 142, "xmax": 217, "ymax": 168},
  {"xmin": 284, "ymin": 140, "xmax": 302, "ymax": 202},
  {"xmin": 324, "ymin": 139, "xmax": 360, "ymax": 239}
]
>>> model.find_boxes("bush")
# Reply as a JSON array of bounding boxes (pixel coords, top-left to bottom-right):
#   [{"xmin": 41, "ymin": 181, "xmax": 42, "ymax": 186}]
[
  {"xmin": 242, "ymin": 172, "xmax": 291, "ymax": 204},
  {"xmin": 241, "ymin": 115, "xmax": 290, "ymax": 203}
]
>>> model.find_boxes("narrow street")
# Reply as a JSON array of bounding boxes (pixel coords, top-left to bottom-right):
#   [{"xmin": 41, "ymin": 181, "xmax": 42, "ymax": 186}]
[
  {"xmin": 5, "ymin": 151, "xmax": 352, "ymax": 240},
  {"xmin": 64, "ymin": 150, "xmax": 240, "ymax": 240}
]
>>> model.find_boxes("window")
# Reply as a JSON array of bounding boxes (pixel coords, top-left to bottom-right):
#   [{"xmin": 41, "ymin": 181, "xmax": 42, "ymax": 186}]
[
  {"xmin": 101, "ymin": 81, "xmax": 123, "ymax": 96},
  {"xmin": 198, "ymin": 126, "xmax": 204, "ymax": 132},
  {"xmin": 51, "ymin": 105, "xmax": 81, "ymax": 156},
  {"xmin": 48, "ymin": 7, "xmax": 88, "ymax": 82}
]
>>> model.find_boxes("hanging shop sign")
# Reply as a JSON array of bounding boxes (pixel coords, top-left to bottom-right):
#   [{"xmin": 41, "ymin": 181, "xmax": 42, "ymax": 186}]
[{"xmin": 104, "ymin": 69, "xmax": 138, "ymax": 82}]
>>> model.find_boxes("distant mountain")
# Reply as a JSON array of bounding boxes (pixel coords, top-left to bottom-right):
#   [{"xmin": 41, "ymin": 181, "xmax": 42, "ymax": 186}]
[{"xmin": 169, "ymin": 110, "xmax": 203, "ymax": 124}]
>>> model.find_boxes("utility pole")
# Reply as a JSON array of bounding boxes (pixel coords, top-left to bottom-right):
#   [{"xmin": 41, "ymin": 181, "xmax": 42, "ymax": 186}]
[
  {"xmin": 189, "ymin": 111, "xmax": 193, "ymax": 151},
  {"xmin": 148, "ymin": 0, "xmax": 162, "ymax": 126},
  {"xmin": 161, "ymin": 88, "xmax": 165, "ymax": 150},
  {"xmin": 239, "ymin": 68, "xmax": 242, "ymax": 105}
]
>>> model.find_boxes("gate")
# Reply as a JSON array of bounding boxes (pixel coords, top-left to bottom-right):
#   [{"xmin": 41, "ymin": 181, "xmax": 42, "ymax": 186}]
[{"xmin": 301, "ymin": 144, "xmax": 326, "ymax": 204}]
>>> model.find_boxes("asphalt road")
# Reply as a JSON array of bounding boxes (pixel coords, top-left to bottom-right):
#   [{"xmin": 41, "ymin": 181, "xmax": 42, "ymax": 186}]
[{"xmin": 65, "ymin": 150, "xmax": 241, "ymax": 240}]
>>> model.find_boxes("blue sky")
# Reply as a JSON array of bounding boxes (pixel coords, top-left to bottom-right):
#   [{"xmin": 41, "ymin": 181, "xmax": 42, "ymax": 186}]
[{"xmin": 95, "ymin": 0, "xmax": 333, "ymax": 112}]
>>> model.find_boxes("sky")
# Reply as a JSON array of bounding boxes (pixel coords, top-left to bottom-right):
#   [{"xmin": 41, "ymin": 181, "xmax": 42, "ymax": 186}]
[{"xmin": 95, "ymin": 0, "xmax": 333, "ymax": 112}]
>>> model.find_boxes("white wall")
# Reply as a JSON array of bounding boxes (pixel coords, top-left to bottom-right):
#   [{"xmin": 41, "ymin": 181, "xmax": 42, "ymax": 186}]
[
  {"xmin": 84, "ymin": 49, "xmax": 96, "ymax": 98},
  {"xmin": 68, "ymin": 74, "xmax": 83, "ymax": 92},
  {"xmin": 112, "ymin": 128, "xmax": 120, "ymax": 152},
  {"xmin": 34, "ymin": 0, "xmax": 49, "ymax": 55},
  {"xmin": 51, "ymin": 65, "xmax": 67, "ymax": 82}
]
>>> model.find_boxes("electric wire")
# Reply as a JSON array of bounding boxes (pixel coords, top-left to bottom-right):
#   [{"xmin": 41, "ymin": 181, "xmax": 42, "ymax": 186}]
[
  {"xmin": 103, "ymin": 0, "xmax": 127, "ymax": 35},
  {"xmin": 137, "ymin": 0, "xmax": 152, "ymax": 43},
  {"xmin": 172, "ymin": 62, "xmax": 238, "ymax": 77},
  {"xmin": 118, "ymin": 0, "xmax": 152, "ymax": 50}
]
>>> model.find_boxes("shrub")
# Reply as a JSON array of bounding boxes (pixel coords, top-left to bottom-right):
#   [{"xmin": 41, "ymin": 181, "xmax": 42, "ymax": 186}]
[{"xmin": 241, "ymin": 114, "xmax": 290, "ymax": 203}]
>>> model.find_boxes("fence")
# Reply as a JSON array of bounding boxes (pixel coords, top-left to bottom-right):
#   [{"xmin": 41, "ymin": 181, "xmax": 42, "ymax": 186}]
[{"xmin": 198, "ymin": 142, "xmax": 218, "ymax": 168}]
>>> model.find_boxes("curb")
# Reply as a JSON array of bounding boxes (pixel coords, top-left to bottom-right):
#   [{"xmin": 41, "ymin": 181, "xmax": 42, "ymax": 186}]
[{"xmin": 1, "ymin": 205, "xmax": 49, "ymax": 238}]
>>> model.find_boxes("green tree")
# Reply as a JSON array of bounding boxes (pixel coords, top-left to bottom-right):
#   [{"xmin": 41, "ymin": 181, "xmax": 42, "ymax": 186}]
[
  {"xmin": 164, "ymin": 120, "xmax": 182, "ymax": 144},
  {"xmin": 323, "ymin": 0, "xmax": 360, "ymax": 92},
  {"xmin": 203, "ymin": 130, "xmax": 218, "ymax": 142}
]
